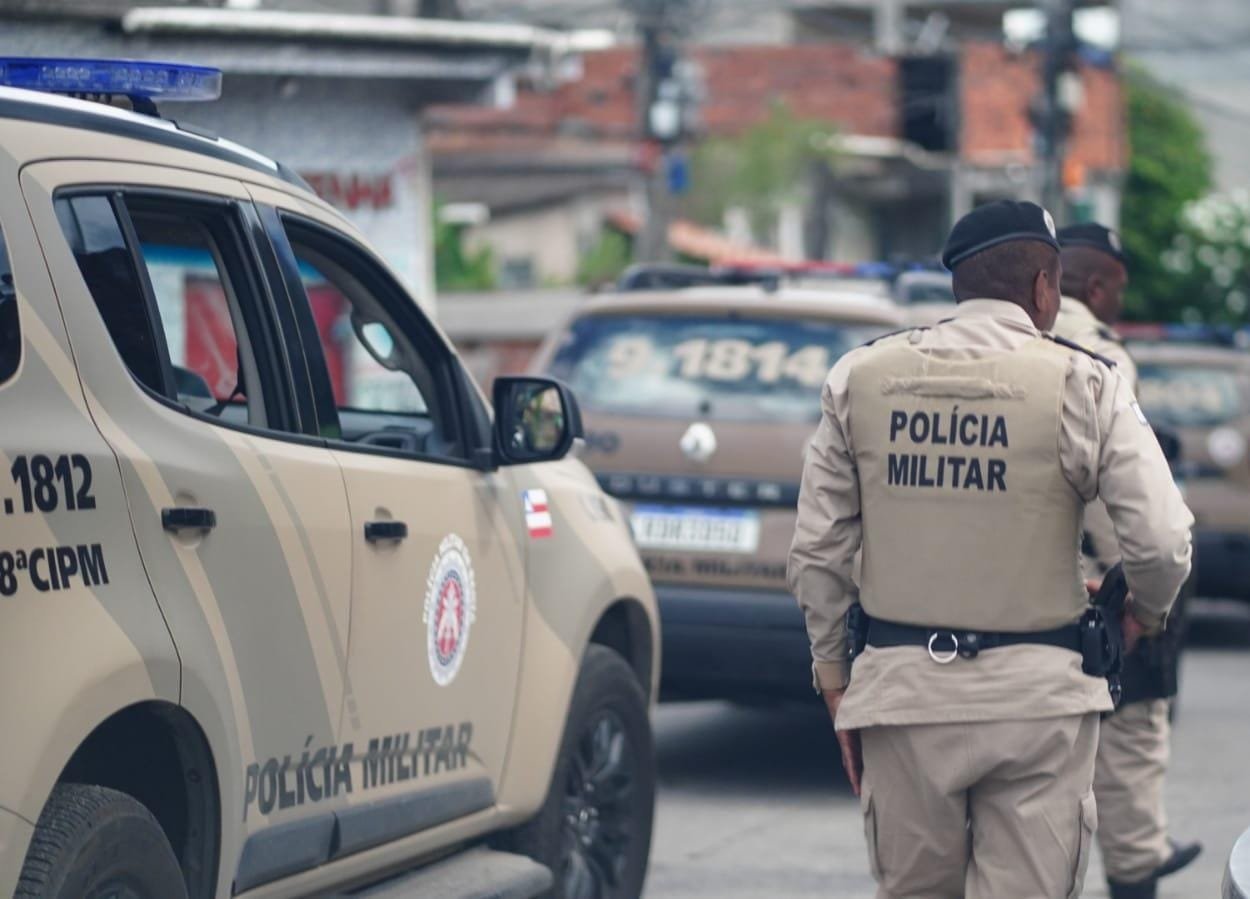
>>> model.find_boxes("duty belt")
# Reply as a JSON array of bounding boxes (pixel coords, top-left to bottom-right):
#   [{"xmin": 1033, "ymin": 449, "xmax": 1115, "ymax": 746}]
[{"xmin": 865, "ymin": 619, "xmax": 1083, "ymax": 664}]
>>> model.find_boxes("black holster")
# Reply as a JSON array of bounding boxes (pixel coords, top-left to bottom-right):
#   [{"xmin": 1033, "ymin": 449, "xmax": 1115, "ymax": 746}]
[{"xmin": 1085, "ymin": 563, "xmax": 1129, "ymax": 708}]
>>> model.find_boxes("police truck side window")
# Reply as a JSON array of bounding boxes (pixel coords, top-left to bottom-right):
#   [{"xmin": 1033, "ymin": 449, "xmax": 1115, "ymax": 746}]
[
  {"xmin": 0, "ymin": 227, "xmax": 19, "ymax": 385},
  {"xmin": 56, "ymin": 193, "xmax": 272, "ymax": 430},
  {"xmin": 55, "ymin": 196, "xmax": 166, "ymax": 394},
  {"xmin": 281, "ymin": 219, "xmax": 466, "ymax": 462},
  {"xmin": 126, "ymin": 206, "xmax": 260, "ymax": 424}
]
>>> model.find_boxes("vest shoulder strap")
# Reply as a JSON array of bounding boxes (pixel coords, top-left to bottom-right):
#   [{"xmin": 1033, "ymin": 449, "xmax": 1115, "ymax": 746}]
[{"xmin": 1044, "ymin": 332, "xmax": 1117, "ymax": 368}]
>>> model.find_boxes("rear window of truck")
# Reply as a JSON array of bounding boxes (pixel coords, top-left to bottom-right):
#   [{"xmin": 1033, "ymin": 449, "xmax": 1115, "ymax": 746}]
[
  {"xmin": 1137, "ymin": 363, "xmax": 1248, "ymax": 428},
  {"xmin": 547, "ymin": 313, "xmax": 884, "ymax": 422}
]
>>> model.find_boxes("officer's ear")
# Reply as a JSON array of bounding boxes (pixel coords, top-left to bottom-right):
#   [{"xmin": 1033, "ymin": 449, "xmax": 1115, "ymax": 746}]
[
  {"xmin": 1033, "ymin": 261, "xmax": 1061, "ymax": 331},
  {"xmin": 1086, "ymin": 271, "xmax": 1106, "ymax": 307}
]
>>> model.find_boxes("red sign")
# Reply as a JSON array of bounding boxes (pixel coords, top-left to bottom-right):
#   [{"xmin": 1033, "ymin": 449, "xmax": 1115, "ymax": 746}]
[{"xmin": 301, "ymin": 172, "xmax": 395, "ymax": 211}]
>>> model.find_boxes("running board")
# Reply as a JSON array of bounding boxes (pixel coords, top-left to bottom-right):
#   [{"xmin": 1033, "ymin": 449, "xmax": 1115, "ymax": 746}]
[{"xmin": 347, "ymin": 847, "xmax": 553, "ymax": 899}]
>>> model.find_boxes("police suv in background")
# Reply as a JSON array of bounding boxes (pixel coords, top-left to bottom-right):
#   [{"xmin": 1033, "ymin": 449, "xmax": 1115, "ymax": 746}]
[
  {"xmin": 533, "ymin": 264, "xmax": 902, "ymax": 700},
  {"xmin": 0, "ymin": 59, "xmax": 659, "ymax": 899},
  {"xmin": 1127, "ymin": 326, "xmax": 1250, "ymax": 606}
]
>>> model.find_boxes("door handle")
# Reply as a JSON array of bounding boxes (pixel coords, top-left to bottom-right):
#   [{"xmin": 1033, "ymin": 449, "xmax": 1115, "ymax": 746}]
[
  {"xmin": 162, "ymin": 507, "xmax": 217, "ymax": 532},
  {"xmin": 364, "ymin": 520, "xmax": 408, "ymax": 542}
]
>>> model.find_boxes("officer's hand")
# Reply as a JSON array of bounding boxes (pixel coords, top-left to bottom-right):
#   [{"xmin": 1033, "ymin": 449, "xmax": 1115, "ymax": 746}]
[
  {"xmin": 1122, "ymin": 595, "xmax": 1145, "ymax": 654},
  {"xmin": 822, "ymin": 688, "xmax": 863, "ymax": 797},
  {"xmin": 1085, "ymin": 578, "xmax": 1102, "ymax": 598}
]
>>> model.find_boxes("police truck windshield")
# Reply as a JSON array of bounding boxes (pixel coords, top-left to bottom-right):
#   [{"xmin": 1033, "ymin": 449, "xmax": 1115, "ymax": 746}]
[
  {"xmin": 549, "ymin": 314, "xmax": 883, "ymax": 421},
  {"xmin": 1137, "ymin": 364, "xmax": 1247, "ymax": 428}
]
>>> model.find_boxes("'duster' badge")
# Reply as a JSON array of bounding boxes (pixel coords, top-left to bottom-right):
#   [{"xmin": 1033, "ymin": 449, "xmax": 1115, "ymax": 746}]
[{"xmin": 424, "ymin": 534, "xmax": 477, "ymax": 686}]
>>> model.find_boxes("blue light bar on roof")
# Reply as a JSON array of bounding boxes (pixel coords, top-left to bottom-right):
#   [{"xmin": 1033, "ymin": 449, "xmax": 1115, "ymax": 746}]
[{"xmin": 0, "ymin": 58, "xmax": 221, "ymax": 102}]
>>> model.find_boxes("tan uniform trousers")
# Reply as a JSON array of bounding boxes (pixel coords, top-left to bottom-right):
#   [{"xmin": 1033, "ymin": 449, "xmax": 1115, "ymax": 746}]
[
  {"xmin": 860, "ymin": 714, "xmax": 1099, "ymax": 899},
  {"xmin": 1093, "ymin": 699, "xmax": 1172, "ymax": 882}
]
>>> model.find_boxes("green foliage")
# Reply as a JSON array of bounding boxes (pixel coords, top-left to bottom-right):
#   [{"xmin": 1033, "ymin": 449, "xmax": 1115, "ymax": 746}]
[
  {"xmin": 577, "ymin": 229, "xmax": 633, "ymax": 288},
  {"xmin": 1120, "ymin": 70, "xmax": 1213, "ymax": 321},
  {"xmin": 434, "ymin": 206, "xmax": 495, "ymax": 292},
  {"xmin": 687, "ymin": 102, "xmax": 838, "ymax": 239},
  {"xmin": 1161, "ymin": 192, "xmax": 1250, "ymax": 324}
]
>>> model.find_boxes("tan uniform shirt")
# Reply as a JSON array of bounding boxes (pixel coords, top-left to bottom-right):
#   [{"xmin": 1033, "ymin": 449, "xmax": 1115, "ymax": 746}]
[
  {"xmin": 1054, "ymin": 295, "xmax": 1138, "ymax": 389},
  {"xmin": 1054, "ymin": 296, "xmax": 1138, "ymax": 572},
  {"xmin": 788, "ymin": 299, "xmax": 1193, "ymax": 729}
]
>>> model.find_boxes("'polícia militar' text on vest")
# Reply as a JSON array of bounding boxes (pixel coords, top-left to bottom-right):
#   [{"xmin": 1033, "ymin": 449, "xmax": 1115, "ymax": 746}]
[{"xmin": 886, "ymin": 408, "xmax": 1009, "ymax": 492}]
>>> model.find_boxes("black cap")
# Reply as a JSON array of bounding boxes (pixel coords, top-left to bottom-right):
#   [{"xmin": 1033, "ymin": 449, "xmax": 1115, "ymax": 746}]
[
  {"xmin": 1057, "ymin": 222, "xmax": 1127, "ymax": 265},
  {"xmin": 941, "ymin": 200, "xmax": 1060, "ymax": 271}
]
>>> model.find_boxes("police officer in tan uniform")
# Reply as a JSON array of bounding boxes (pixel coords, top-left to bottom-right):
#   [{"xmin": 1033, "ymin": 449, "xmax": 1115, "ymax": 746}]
[
  {"xmin": 789, "ymin": 201, "xmax": 1194, "ymax": 898},
  {"xmin": 1055, "ymin": 222, "xmax": 1202, "ymax": 899},
  {"xmin": 1053, "ymin": 223, "xmax": 1137, "ymax": 577},
  {"xmin": 1054, "ymin": 223, "xmax": 1137, "ymax": 388}
]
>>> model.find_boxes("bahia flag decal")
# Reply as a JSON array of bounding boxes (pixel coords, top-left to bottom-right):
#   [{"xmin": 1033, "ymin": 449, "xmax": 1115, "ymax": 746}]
[{"xmin": 524, "ymin": 489, "xmax": 553, "ymax": 539}]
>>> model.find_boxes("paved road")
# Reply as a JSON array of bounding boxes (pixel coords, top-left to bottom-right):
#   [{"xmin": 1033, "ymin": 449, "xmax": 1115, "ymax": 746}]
[{"xmin": 647, "ymin": 600, "xmax": 1250, "ymax": 898}]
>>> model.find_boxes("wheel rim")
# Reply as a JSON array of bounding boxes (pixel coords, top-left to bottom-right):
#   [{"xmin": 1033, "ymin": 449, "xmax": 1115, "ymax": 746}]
[{"xmin": 558, "ymin": 708, "xmax": 636, "ymax": 899}]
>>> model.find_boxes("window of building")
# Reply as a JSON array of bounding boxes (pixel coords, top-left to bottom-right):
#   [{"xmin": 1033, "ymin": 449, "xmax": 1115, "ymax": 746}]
[
  {"xmin": 0, "ymin": 226, "xmax": 19, "ymax": 385},
  {"xmin": 900, "ymin": 56, "xmax": 955, "ymax": 153},
  {"xmin": 499, "ymin": 256, "xmax": 536, "ymax": 290}
]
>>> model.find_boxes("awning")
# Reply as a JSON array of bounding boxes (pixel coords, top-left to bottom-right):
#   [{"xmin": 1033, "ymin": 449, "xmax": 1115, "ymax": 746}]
[{"xmin": 122, "ymin": 8, "xmax": 613, "ymax": 57}]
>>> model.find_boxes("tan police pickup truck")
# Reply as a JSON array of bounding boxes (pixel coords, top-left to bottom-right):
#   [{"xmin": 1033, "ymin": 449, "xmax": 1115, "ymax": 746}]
[
  {"xmin": 532, "ymin": 265, "xmax": 902, "ymax": 701},
  {"xmin": 0, "ymin": 60, "xmax": 658, "ymax": 899},
  {"xmin": 1130, "ymin": 336, "xmax": 1250, "ymax": 604}
]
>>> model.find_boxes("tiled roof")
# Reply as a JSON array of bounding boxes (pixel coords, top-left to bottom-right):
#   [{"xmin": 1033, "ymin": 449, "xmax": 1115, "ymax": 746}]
[{"xmin": 606, "ymin": 210, "xmax": 795, "ymax": 265}]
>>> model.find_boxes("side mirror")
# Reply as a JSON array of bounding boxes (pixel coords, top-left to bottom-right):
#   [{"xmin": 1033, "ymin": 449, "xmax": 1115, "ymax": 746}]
[
  {"xmin": 492, "ymin": 376, "xmax": 583, "ymax": 466},
  {"xmin": 1153, "ymin": 425, "xmax": 1182, "ymax": 467}
]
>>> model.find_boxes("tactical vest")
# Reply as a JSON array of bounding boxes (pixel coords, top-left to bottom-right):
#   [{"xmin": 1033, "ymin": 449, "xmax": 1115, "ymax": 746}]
[{"xmin": 847, "ymin": 336, "xmax": 1086, "ymax": 632}]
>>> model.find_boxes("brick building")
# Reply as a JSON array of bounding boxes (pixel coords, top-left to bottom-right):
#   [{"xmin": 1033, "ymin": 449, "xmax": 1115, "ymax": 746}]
[{"xmin": 428, "ymin": 40, "xmax": 1127, "ymax": 286}]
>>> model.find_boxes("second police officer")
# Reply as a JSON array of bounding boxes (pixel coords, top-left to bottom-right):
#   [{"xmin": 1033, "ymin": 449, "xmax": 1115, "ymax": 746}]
[
  {"xmin": 1054, "ymin": 222, "xmax": 1203, "ymax": 899},
  {"xmin": 789, "ymin": 201, "xmax": 1194, "ymax": 898}
]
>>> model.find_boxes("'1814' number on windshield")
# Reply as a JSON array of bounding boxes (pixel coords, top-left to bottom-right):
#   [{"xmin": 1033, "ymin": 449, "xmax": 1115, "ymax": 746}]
[{"xmin": 671, "ymin": 339, "xmax": 829, "ymax": 387}]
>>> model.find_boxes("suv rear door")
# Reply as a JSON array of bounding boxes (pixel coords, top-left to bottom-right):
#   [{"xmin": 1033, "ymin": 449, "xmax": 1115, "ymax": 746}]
[
  {"xmin": 22, "ymin": 161, "xmax": 354, "ymax": 891},
  {"xmin": 0, "ymin": 175, "xmax": 183, "ymax": 884},
  {"xmin": 251, "ymin": 185, "xmax": 527, "ymax": 852}
]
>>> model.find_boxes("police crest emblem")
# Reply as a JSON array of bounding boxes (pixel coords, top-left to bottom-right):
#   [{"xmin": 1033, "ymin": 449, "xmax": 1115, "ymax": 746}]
[
  {"xmin": 1043, "ymin": 208, "xmax": 1057, "ymax": 239},
  {"xmin": 423, "ymin": 534, "xmax": 477, "ymax": 686}
]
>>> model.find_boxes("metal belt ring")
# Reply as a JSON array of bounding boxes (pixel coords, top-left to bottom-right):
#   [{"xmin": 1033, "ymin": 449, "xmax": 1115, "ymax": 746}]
[{"xmin": 927, "ymin": 631, "xmax": 959, "ymax": 664}]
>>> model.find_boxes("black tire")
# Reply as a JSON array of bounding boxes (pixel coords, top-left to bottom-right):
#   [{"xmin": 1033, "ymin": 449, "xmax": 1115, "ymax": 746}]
[
  {"xmin": 499, "ymin": 645, "xmax": 655, "ymax": 899},
  {"xmin": 15, "ymin": 783, "xmax": 188, "ymax": 899}
]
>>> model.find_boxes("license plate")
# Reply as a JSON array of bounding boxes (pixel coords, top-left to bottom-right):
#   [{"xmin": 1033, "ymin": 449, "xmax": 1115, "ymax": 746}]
[{"xmin": 629, "ymin": 505, "xmax": 760, "ymax": 554}]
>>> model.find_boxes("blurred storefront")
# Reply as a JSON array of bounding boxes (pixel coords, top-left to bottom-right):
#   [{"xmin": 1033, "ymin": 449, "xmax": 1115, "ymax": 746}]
[
  {"xmin": 3, "ymin": 2, "xmax": 596, "ymax": 402},
  {"xmin": 3, "ymin": 3, "xmax": 585, "ymax": 310}
]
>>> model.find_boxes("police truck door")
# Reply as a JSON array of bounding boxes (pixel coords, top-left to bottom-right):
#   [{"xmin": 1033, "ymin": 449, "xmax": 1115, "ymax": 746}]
[{"xmin": 256, "ymin": 190, "xmax": 526, "ymax": 848}]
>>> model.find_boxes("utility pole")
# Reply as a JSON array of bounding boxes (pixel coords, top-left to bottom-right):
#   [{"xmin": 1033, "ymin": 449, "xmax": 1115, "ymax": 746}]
[
  {"xmin": 873, "ymin": 0, "xmax": 906, "ymax": 55},
  {"xmin": 1035, "ymin": 0, "xmax": 1078, "ymax": 217},
  {"xmin": 635, "ymin": 7, "xmax": 668, "ymax": 263},
  {"xmin": 630, "ymin": 0, "xmax": 695, "ymax": 263}
]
